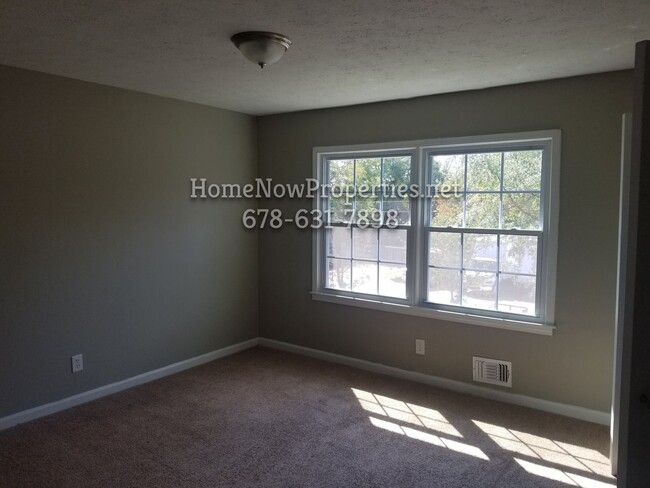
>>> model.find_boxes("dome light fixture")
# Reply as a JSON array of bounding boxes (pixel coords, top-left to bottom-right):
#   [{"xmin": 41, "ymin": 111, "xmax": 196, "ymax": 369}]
[{"xmin": 231, "ymin": 31, "xmax": 292, "ymax": 69}]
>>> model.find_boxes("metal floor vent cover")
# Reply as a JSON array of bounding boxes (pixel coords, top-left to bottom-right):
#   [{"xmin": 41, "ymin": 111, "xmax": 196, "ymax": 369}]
[{"xmin": 473, "ymin": 356, "xmax": 512, "ymax": 387}]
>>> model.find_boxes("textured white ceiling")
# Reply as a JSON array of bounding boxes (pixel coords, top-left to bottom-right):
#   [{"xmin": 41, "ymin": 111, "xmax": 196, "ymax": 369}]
[{"xmin": 1, "ymin": 1, "xmax": 648, "ymax": 115}]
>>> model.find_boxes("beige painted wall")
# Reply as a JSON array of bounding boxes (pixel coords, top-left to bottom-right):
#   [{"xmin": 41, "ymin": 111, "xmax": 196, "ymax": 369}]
[
  {"xmin": 0, "ymin": 65, "xmax": 258, "ymax": 417},
  {"xmin": 257, "ymin": 71, "xmax": 633, "ymax": 412}
]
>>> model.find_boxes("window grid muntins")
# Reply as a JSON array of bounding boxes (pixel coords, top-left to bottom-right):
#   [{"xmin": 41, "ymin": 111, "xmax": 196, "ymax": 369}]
[
  {"xmin": 326, "ymin": 156, "xmax": 412, "ymax": 226},
  {"xmin": 324, "ymin": 155, "xmax": 412, "ymax": 299},
  {"xmin": 427, "ymin": 149, "xmax": 543, "ymax": 317},
  {"xmin": 326, "ymin": 228, "xmax": 408, "ymax": 297}
]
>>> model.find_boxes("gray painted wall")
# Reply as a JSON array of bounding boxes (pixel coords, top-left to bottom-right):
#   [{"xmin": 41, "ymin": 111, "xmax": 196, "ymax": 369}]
[
  {"xmin": 257, "ymin": 71, "xmax": 633, "ymax": 412},
  {"xmin": 0, "ymin": 65, "xmax": 633, "ymax": 418},
  {"xmin": 0, "ymin": 65, "xmax": 258, "ymax": 417}
]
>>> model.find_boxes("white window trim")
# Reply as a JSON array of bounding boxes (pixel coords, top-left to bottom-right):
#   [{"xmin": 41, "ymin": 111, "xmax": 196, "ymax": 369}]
[{"xmin": 312, "ymin": 130, "xmax": 560, "ymax": 336}]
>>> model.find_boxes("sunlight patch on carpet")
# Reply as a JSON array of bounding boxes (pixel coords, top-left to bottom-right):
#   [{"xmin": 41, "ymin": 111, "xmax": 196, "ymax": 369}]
[
  {"xmin": 368, "ymin": 416, "xmax": 489, "ymax": 460},
  {"xmin": 514, "ymin": 458, "xmax": 615, "ymax": 488},
  {"xmin": 473, "ymin": 420, "xmax": 611, "ymax": 477},
  {"xmin": 352, "ymin": 388, "xmax": 462, "ymax": 438}
]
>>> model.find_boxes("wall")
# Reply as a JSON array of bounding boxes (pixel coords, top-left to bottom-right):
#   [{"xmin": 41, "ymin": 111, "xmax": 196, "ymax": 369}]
[
  {"xmin": 0, "ymin": 65, "xmax": 258, "ymax": 417},
  {"xmin": 257, "ymin": 71, "xmax": 633, "ymax": 412}
]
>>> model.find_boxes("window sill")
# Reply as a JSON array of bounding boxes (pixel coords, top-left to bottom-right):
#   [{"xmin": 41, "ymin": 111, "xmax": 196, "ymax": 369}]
[{"xmin": 311, "ymin": 292, "xmax": 555, "ymax": 336}]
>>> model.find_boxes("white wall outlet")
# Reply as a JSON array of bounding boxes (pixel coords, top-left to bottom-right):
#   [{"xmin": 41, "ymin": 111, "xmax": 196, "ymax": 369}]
[
  {"xmin": 415, "ymin": 339, "xmax": 425, "ymax": 355},
  {"xmin": 71, "ymin": 354, "xmax": 83, "ymax": 373}
]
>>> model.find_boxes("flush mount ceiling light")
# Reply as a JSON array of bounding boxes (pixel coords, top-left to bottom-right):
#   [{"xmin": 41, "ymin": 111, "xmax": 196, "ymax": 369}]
[{"xmin": 231, "ymin": 31, "xmax": 292, "ymax": 69}]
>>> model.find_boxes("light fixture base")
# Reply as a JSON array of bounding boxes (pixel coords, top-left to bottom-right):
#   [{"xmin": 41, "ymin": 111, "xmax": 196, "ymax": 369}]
[{"xmin": 231, "ymin": 31, "xmax": 292, "ymax": 68}]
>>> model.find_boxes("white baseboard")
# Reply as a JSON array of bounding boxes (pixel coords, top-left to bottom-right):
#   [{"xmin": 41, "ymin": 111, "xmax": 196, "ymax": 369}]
[
  {"xmin": 0, "ymin": 338, "xmax": 260, "ymax": 431},
  {"xmin": 1, "ymin": 336, "xmax": 610, "ymax": 431},
  {"xmin": 259, "ymin": 338, "xmax": 610, "ymax": 426}
]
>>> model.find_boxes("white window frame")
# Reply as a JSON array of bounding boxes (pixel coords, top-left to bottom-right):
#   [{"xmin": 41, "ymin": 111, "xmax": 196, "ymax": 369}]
[{"xmin": 311, "ymin": 130, "xmax": 560, "ymax": 336}]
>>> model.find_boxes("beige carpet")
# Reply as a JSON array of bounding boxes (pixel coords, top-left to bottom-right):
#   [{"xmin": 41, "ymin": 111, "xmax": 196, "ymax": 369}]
[{"xmin": 0, "ymin": 347, "xmax": 615, "ymax": 487}]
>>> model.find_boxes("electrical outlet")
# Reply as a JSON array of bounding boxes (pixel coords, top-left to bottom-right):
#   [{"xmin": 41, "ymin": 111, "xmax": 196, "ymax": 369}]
[
  {"xmin": 415, "ymin": 339, "xmax": 425, "ymax": 355},
  {"xmin": 71, "ymin": 354, "xmax": 83, "ymax": 373}
]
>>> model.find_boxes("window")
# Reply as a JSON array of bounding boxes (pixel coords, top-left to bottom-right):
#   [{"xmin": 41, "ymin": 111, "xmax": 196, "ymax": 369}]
[
  {"xmin": 324, "ymin": 155, "xmax": 412, "ymax": 299},
  {"xmin": 312, "ymin": 131, "xmax": 560, "ymax": 335}
]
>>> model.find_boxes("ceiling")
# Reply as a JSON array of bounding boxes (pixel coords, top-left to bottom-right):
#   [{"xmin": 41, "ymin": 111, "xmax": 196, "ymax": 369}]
[{"xmin": 1, "ymin": 1, "xmax": 649, "ymax": 115}]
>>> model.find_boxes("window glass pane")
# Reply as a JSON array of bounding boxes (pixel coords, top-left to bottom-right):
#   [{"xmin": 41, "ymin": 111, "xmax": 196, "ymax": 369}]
[
  {"xmin": 466, "ymin": 193, "xmax": 499, "ymax": 228},
  {"xmin": 382, "ymin": 156, "xmax": 411, "ymax": 188},
  {"xmin": 379, "ymin": 264, "xmax": 406, "ymax": 298},
  {"xmin": 498, "ymin": 274, "xmax": 536, "ymax": 316},
  {"xmin": 352, "ymin": 228, "xmax": 378, "ymax": 260},
  {"xmin": 431, "ymin": 195, "xmax": 463, "ymax": 227},
  {"xmin": 462, "ymin": 272, "xmax": 497, "ymax": 311},
  {"xmin": 355, "ymin": 158, "xmax": 381, "ymax": 190},
  {"xmin": 327, "ymin": 227, "xmax": 351, "ymax": 258},
  {"xmin": 463, "ymin": 234, "xmax": 497, "ymax": 271},
  {"xmin": 504, "ymin": 150, "xmax": 542, "ymax": 191},
  {"xmin": 383, "ymin": 197, "xmax": 410, "ymax": 225},
  {"xmin": 379, "ymin": 229, "xmax": 407, "ymax": 263},
  {"xmin": 429, "ymin": 232, "xmax": 461, "ymax": 267},
  {"xmin": 503, "ymin": 193, "xmax": 541, "ymax": 230},
  {"xmin": 500, "ymin": 235, "xmax": 538, "ymax": 274},
  {"xmin": 327, "ymin": 258, "xmax": 351, "ymax": 291},
  {"xmin": 354, "ymin": 195, "xmax": 381, "ymax": 223},
  {"xmin": 431, "ymin": 154, "xmax": 464, "ymax": 191},
  {"xmin": 329, "ymin": 196, "xmax": 353, "ymax": 223},
  {"xmin": 466, "ymin": 152, "xmax": 501, "ymax": 191},
  {"xmin": 428, "ymin": 268, "xmax": 461, "ymax": 305},
  {"xmin": 352, "ymin": 261, "xmax": 378, "ymax": 294},
  {"xmin": 328, "ymin": 159, "xmax": 354, "ymax": 191}
]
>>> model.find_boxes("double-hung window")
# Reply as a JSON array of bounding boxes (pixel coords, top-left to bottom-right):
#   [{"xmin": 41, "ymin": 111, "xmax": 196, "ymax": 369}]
[{"xmin": 312, "ymin": 131, "xmax": 560, "ymax": 335}]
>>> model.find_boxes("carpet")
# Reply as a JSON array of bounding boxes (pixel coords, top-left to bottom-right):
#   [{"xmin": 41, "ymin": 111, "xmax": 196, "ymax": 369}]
[{"xmin": 0, "ymin": 347, "xmax": 615, "ymax": 487}]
